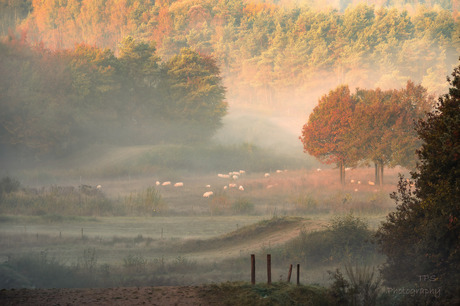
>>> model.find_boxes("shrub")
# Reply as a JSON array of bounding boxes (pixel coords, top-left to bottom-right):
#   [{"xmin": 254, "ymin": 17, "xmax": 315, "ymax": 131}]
[
  {"xmin": 231, "ymin": 198, "xmax": 255, "ymax": 214},
  {"xmin": 0, "ymin": 176, "xmax": 20, "ymax": 195},
  {"xmin": 123, "ymin": 186, "xmax": 167, "ymax": 215},
  {"xmin": 328, "ymin": 264, "xmax": 382, "ymax": 306},
  {"xmin": 284, "ymin": 214, "xmax": 377, "ymax": 265},
  {"xmin": 290, "ymin": 193, "xmax": 320, "ymax": 213}
]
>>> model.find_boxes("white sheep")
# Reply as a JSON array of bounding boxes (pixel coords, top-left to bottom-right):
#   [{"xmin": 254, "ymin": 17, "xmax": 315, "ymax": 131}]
[
  {"xmin": 276, "ymin": 170, "xmax": 282, "ymax": 173},
  {"xmin": 368, "ymin": 181, "xmax": 375, "ymax": 186},
  {"xmin": 238, "ymin": 185, "xmax": 244, "ymax": 191},
  {"xmin": 264, "ymin": 173, "xmax": 270, "ymax": 178},
  {"xmin": 239, "ymin": 170, "xmax": 246, "ymax": 175},
  {"xmin": 155, "ymin": 181, "xmax": 160, "ymax": 186},
  {"xmin": 223, "ymin": 185, "xmax": 228, "ymax": 190},
  {"xmin": 232, "ymin": 175, "xmax": 239, "ymax": 180},
  {"xmin": 229, "ymin": 183, "xmax": 237, "ymax": 188},
  {"xmin": 316, "ymin": 168, "xmax": 322, "ymax": 172},
  {"xmin": 206, "ymin": 184, "xmax": 211, "ymax": 188},
  {"xmin": 350, "ymin": 179, "xmax": 355, "ymax": 184},
  {"xmin": 218, "ymin": 174, "xmax": 230, "ymax": 178},
  {"xmin": 174, "ymin": 182, "xmax": 184, "ymax": 187},
  {"xmin": 203, "ymin": 191, "xmax": 213, "ymax": 198},
  {"xmin": 96, "ymin": 185, "xmax": 102, "ymax": 189},
  {"xmin": 162, "ymin": 181, "xmax": 171, "ymax": 186}
]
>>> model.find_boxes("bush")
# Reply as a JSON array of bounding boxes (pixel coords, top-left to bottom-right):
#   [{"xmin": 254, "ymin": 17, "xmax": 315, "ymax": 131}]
[
  {"xmin": 0, "ymin": 176, "xmax": 20, "ymax": 195},
  {"xmin": 123, "ymin": 186, "xmax": 167, "ymax": 215},
  {"xmin": 231, "ymin": 198, "xmax": 255, "ymax": 214},
  {"xmin": 290, "ymin": 193, "xmax": 320, "ymax": 213},
  {"xmin": 285, "ymin": 214, "xmax": 377, "ymax": 265},
  {"xmin": 328, "ymin": 264, "xmax": 382, "ymax": 306}
]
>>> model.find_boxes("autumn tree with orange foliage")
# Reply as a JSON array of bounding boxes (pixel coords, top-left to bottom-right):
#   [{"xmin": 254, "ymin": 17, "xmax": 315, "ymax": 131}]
[
  {"xmin": 300, "ymin": 85, "xmax": 356, "ymax": 185},
  {"xmin": 301, "ymin": 82, "xmax": 433, "ymax": 185}
]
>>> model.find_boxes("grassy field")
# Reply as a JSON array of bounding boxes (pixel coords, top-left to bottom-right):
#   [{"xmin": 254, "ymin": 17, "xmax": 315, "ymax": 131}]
[{"xmin": 0, "ymin": 138, "xmax": 411, "ymax": 293}]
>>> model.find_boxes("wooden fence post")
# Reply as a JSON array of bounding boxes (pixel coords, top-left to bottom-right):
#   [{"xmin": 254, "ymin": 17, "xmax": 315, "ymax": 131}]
[
  {"xmin": 267, "ymin": 254, "xmax": 271, "ymax": 285},
  {"xmin": 287, "ymin": 264, "xmax": 293, "ymax": 283},
  {"xmin": 251, "ymin": 254, "xmax": 255, "ymax": 285},
  {"xmin": 296, "ymin": 264, "xmax": 300, "ymax": 285}
]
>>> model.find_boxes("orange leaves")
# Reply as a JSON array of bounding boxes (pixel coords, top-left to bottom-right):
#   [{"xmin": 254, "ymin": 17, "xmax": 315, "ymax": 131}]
[
  {"xmin": 243, "ymin": 2, "xmax": 277, "ymax": 18},
  {"xmin": 300, "ymin": 85, "xmax": 355, "ymax": 165}
]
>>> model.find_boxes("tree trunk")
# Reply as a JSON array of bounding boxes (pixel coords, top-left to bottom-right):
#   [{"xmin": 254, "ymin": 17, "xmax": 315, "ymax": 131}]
[
  {"xmin": 375, "ymin": 163, "xmax": 380, "ymax": 185},
  {"xmin": 339, "ymin": 161, "xmax": 345, "ymax": 185},
  {"xmin": 380, "ymin": 161, "xmax": 384, "ymax": 186}
]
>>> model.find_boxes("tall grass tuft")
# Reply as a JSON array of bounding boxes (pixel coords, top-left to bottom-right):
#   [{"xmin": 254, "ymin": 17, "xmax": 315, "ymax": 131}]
[
  {"xmin": 0, "ymin": 185, "xmax": 114, "ymax": 216},
  {"xmin": 123, "ymin": 186, "xmax": 167, "ymax": 215},
  {"xmin": 328, "ymin": 263, "xmax": 382, "ymax": 306}
]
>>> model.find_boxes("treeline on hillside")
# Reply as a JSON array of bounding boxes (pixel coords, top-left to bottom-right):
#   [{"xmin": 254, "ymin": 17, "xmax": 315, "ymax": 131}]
[
  {"xmin": 0, "ymin": 34, "xmax": 227, "ymax": 160},
  {"xmin": 300, "ymin": 82, "xmax": 434, "ymax": 184},
  {"xmin": 5, "ymin": 0, "xmax": 459, "ymax": 110}
]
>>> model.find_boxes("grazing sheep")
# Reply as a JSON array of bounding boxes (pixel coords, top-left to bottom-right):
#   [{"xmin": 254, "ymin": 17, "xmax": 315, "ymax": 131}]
[
  {"xmin": 96, "ymin": 185, "xmax": 102, "ymax": 190},
  {"xmin": 276, "ymin": 170, "xmax": 282, "ymax": 173},
  {"xmin": 238, "ymin": 185, "xmax": 244, "ymax": 191},
  {"xmin": 350, "ymin": 179, "xmax": 355, "ymax": 184},
  {"xmin": 354, "ymin": 188, "xmax": 358, "ymax": 192},
  {"xmin": 174, "ymin": 182, "xmax": 184, "ymax": 187},
  {"xmin": 357, "ymin": 181, "xmax": 361, "ymax": 185},
  {"xmin": 203, "ymin": 191, "xmax": 213, "ymax": 198},
  {"xmin": 264, "ymin": 173, "xmax": 270, "ymax": 178},
  {"xmin": 206, "ymin": 184, "xmax": 211, "ymax": 188},
  {"xmin": 267, "ymin": 185, "xmax": 274, "ymax": 189},
  {"xmin": 223, "ymin": 185, "xmax": 228, "ymax": 190},
  {"xmin": 239, "ymin": 170, "xmax": 246, "ymax": 175},
  {"xmin": 229, "ymin": 183, "xmax": 237, "ymax": 188},
  {"xmin": 218, "ymin": 174, "xmax": 230, "ymax": 178},
  {"xmin": 316, "ymin": 168, "xmax": 322, "ymax": 172},
  {"xmin": 162, "ymin": 181, "xmax": 171, "ymax": 186},
  {"xmin": 368, "ymin": 181, "xmax": 375, "ymax": 186},
  {"xmin": 155, "ymin": 181, "xmax": 160, "ymax": 186},
  {"xmin": 232, "ymin": 175, "xmax": 239, "ymax": 180}
]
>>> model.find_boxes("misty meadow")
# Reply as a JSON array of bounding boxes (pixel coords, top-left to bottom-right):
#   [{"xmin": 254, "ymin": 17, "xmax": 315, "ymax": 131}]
[{"xmin": 0, "ymin": 1, "xmax": 459, "ymax": 305}]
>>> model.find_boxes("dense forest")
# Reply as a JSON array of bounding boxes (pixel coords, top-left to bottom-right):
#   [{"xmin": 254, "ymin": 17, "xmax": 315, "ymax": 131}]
[
  {"xmin": 0, "ymin": 0, "xmax": 459, "ymax": 161},
  {"xmin": 0, "ymin": 35, "xmax": 227, "ymax": 160},
  {"xmin": 1, "ymin": 0, "xmax": 459, "ymax": 110}
]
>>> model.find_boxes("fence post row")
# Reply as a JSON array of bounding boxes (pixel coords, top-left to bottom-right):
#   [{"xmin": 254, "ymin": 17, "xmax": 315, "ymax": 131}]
[{"xmin": 251, "ymin": 255, "xmax": 300, "ymax": 285}]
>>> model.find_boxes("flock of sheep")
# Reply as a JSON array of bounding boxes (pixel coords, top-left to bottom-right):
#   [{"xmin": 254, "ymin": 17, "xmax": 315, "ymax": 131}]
[{"xmin": 153, "ymin": 169, "xmax": 289, "ymax": 198}]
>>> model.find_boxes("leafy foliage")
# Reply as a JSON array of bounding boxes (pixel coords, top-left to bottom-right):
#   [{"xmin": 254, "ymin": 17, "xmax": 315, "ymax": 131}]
[
  {"xmin": 300, "ymin": 82, "xmax": 434, "ymax": 184},
  {"xmin": 285, "ymin": 214, "xmax": 376, "ymax": 265},
  {"xmin": 376, "ymin": 60, "xmax": 460, "ymax": 303},
  {"xmin": 1, "ymin": 1, "xmax": 456, "ymax": 112},
  {"xmin": 0, "ymin": 34, "xmax": 227, "ymax": 159}
]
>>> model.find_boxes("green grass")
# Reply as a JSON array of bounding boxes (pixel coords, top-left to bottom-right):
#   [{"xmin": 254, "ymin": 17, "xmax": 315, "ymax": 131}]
[{"xmin": 202, "ymin": 282, "xmax": 337, "ymax": 305}]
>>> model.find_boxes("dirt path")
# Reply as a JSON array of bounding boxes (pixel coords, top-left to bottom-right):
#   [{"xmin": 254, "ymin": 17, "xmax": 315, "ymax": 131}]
[
  {"xmin": 186, "ymin": 218, "xmax": 328, "ymax": 261},
  {"xmin": 0, "ymin": 286, "xmax": 221, "ymax": 306}
]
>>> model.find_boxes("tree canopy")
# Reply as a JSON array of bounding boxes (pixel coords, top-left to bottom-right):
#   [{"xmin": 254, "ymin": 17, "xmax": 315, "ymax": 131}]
[
  {"xmin": 0, "ymin": 35, "xmax": 227, "ymax": 160},
  {"xmin": 1, "ymin": 0, "xmax": 457, "ymax": 113},
  {"xmin": 376, "ymin": 60, "xmax": 460, "ymax": 304},
  {"xmin": 300, "ymin": 82, "xmax": 434, "ymax": 184}
]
